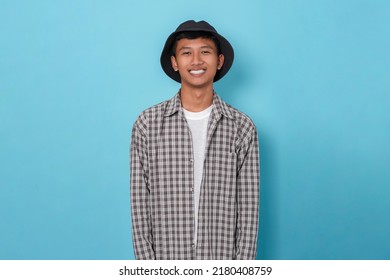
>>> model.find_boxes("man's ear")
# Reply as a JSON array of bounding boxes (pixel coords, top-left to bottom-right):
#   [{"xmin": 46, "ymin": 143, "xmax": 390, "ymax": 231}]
[
  {"xmin": 217, "ymin": 54, "xmax": 225, "ymax": 70},
  {"xmin": 171, "ymin": 56, "xmax": 179, "ymax": 71}
]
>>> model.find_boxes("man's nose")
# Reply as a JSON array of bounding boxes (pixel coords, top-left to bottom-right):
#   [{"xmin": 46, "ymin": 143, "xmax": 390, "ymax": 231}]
[{"xmin": 191, "ymin": 51, "xmax": 203, "ymax": 65}]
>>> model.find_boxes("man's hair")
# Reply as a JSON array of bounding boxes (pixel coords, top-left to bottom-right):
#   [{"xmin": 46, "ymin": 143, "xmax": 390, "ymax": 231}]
[{"xmin": 171, "ymin": 31, "xmax": 221, "ymax": 56}]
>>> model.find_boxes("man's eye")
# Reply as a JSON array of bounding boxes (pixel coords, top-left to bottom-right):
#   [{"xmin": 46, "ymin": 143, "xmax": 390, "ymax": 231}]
[
  {"xmin": 202, "ymin": 51, "xmax": 210, "ymax": 54},
  {"xmin": 182, "ymin": 52, "xmax": 191, "ymax": 55}
]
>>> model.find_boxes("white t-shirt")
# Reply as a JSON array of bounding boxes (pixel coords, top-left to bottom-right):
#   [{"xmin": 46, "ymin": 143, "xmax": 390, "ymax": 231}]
[{"xmin": 183, "ymin": 105, "xmax": 213, "ymax": 245}]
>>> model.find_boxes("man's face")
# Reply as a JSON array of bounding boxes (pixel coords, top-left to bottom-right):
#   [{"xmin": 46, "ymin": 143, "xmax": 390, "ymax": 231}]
[{"xmin": 171, "ymin": 37, "xmax": 224, "ymax": 90}]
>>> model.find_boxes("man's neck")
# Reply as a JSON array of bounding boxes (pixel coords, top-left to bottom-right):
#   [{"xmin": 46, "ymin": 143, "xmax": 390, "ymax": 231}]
[{"xmin": 180, "ymin": 85, "xmax": 214, "ymax": 112}]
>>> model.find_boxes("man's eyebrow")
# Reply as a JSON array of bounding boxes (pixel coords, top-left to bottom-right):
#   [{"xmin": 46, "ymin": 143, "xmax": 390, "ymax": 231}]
[
  {"xmin": 178, "ymin": 46, "xmax": 192, "ymax": 51},
  {"xmin": 178, "ymin": 45, "xmax": 214, "ymax": 51}
]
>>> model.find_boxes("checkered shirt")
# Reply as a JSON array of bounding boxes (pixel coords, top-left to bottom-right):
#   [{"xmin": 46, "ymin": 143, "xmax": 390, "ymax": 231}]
[{"xmin": 130, "ymin": 92, "xmax": 260, "ymax": 260}]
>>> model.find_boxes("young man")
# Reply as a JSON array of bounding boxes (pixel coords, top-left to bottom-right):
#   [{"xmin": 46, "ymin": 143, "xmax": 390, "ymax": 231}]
[{"xmin": 130, "ymin": 20, "xmax": 259, "ymax": 260}]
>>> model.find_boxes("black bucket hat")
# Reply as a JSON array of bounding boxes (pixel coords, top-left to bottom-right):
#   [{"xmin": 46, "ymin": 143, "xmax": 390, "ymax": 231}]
[{"xmin": 160, "ymin": 20, "xmax": 234, "ymax": 83}]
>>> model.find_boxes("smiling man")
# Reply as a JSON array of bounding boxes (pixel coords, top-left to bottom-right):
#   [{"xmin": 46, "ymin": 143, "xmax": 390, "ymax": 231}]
[{"xmin": 130, "ymin": 20, "xmax": 260, "ymax": 260}]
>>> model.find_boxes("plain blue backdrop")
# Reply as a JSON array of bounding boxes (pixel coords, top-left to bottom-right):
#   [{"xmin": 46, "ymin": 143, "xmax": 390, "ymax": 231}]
[{"xmin": 1, "ymin": 0, "xmax": 389, "ymax": 259}]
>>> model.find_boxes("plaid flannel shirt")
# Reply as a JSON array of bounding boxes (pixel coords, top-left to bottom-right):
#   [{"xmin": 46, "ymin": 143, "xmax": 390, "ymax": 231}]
[{"xmin": 130, "ymin": 92, "xmax": 259, "ymax": 260}]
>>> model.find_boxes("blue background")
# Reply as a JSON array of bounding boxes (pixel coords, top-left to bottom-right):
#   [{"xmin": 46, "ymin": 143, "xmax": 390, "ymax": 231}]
[{"xmin": 1, "ymin": 0, "xmax": 389, "ymax": 260}]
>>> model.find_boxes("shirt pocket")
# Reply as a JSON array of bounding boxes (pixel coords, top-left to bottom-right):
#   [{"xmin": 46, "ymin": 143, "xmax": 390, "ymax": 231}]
[{"xmin": 210, "ymin": 152, "xmax": 237, "ymax": 200}]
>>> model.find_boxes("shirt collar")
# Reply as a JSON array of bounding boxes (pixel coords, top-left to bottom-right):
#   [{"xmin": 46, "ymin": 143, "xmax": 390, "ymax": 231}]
[{"xmin": 164, "ymin": 91, "xmax": 234, "ymax": 120}]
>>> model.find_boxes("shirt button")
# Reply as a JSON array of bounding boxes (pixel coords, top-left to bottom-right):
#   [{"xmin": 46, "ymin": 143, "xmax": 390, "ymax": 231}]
[
  {"xmin": 191, "ymin": 187, "xmax": 194, "ymax": 192},
  {"xmin": 189, "ymin": 158, "xmax": 193, "ymax": 163},
  {"xmin": 191, "ymin": 243, "xmax": 195, "ymax": 248}
]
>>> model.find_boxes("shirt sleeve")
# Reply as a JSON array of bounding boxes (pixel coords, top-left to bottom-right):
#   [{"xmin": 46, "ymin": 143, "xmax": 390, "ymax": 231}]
[
  {"xmin": 235, "ymin": 126, "xmax": 260, "ymax": 260},
  {"xmin": 130, "ymin": 119, "xmax": 155, "ymax": 260}
]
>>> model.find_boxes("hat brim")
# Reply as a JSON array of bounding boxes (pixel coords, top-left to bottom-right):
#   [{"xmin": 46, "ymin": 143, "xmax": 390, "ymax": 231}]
[{"xmin": 160, "ymin": 29, "xmax": 234, "ymax": 83}]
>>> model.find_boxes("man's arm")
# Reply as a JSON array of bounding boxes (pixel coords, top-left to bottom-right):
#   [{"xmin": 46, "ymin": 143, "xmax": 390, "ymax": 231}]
[
  {"xmin": 130, "ymin": 120, "xmax": 155, "ymax": 259},
  {"xmin": 235, "ymin": 126, "xmax": 260, "ymax": 260}
]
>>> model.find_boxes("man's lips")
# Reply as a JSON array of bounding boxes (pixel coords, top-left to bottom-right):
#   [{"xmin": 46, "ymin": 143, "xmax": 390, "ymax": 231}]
[{"xmin": 189, "ymin": 69, "xmax": 206, "ymax": 75}]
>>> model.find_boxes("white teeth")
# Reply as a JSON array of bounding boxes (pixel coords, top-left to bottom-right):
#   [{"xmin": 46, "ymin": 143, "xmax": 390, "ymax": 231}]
[{"xmin": 190, "ymin": 69, "xmax": 205, "ymax": 75}]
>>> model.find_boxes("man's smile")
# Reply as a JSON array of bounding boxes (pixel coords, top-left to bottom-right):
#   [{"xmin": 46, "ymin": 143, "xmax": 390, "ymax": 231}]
[{"xmin": 189, "ymin": 69, "xmax": 206, "ymax": 75}]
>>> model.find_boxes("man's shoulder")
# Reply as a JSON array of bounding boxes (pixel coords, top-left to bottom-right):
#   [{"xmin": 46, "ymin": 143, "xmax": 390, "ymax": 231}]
[
  {"xmin": 138, "ymin": 99, "xmax": 170, "ymax": 119},
  {"xmin": 219, "ymin": 97, "xmax": 257, "ymax": 134},
  {"xmin": 132, "ymin": 95, "xmax": 175, "ymax": 132}
]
